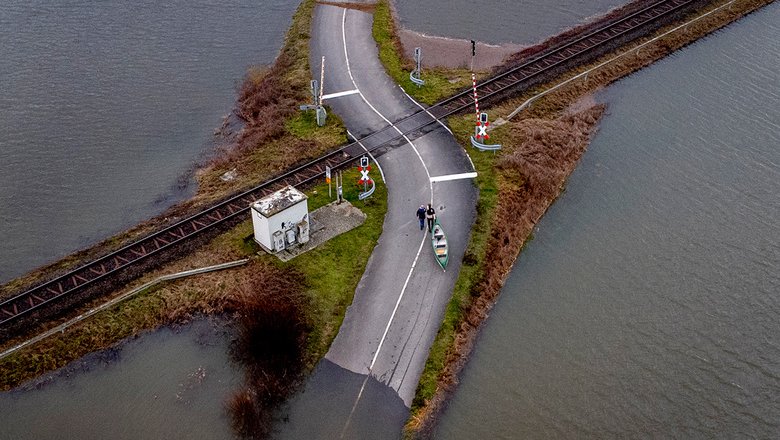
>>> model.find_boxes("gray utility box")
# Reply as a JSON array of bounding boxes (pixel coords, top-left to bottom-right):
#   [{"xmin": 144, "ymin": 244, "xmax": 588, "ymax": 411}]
[{"xmin": 251, "ymin": 185, "xmax": 309, "ymax": 253}]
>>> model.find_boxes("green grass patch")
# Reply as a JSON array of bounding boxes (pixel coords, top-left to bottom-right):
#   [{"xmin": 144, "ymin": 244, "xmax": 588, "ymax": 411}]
[
  {"xmin": 282, "ymin": 167, "xmax": 388, "ymax": 364},
  {"xmin": 372, "ymin": 0, "xmax": 473, "ymax": 105},
  {"xmin": 285, "ymin": 107, "xmax": 347, "ymax": 144}
]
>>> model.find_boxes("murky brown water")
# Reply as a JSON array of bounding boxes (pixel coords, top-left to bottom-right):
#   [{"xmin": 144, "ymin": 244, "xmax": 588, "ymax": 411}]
[
  {"xmin": 0, "ymin": 0, "xmax": 300, "ymax": 283},
  {"xmin": 3, "ymin": 2, "xmax": 778, "ymax": 439},
  {"xmin": 393, "ymin": 0, "xmax": 627, "ymax": 45},
  {"xmin": 0, "ymin": 319, "xmax": 240, "ymax": 439}
]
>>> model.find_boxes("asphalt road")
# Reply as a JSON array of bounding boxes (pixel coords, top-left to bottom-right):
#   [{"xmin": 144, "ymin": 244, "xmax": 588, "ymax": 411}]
[{"xmin": 277, "ymin": 4, "xmax": 478, "ymax": 438}]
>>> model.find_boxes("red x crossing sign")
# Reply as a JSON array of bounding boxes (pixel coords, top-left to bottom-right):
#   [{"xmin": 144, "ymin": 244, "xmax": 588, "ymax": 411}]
[{"xmin": 475, "ymin": 112, "xmax": 490, "ymax": 140}]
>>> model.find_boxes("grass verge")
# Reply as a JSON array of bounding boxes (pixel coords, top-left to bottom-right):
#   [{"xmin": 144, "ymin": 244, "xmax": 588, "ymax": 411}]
[{"xmin": 372, "ymin": 0, "xmax": 474, "ymax": 105}]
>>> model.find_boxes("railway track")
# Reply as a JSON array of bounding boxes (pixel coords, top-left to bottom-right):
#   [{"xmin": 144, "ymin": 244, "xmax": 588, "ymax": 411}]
[
  {"xmin": 0, "ymin": 0, "xmax": 704, "ymax": 329},
  {"xmin": 432, "ymin": 0, "xmax": 700, "ymax": 117}
]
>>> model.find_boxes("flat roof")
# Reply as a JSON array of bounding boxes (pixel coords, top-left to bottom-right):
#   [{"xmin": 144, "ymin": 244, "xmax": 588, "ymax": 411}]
[{"xmin": 252, "ymin": 185, "xmax": 307, "ymax": 217}]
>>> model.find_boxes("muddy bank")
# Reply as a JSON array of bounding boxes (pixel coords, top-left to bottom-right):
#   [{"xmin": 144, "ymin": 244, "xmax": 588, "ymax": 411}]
[
  {"xmin": 386, "ymin": 0, "xmax": 520, "ymax": 70},
  {"xmin": 397, "ymin": 29, "xmax": 523, "ymax": 71},
  {"xmin": 389, "ymin": 0, "xmax": 654, "ymax": 71}
]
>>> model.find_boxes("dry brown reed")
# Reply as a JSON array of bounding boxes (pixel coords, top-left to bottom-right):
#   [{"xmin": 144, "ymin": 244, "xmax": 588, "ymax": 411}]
[{"xmin": 409, "ymin": 104, "xmax": 605, "ymax": 437}]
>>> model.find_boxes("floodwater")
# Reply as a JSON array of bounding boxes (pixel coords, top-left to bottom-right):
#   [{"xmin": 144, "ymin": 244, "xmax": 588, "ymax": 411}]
[
  {"xmin": 3, "ymin": 1, "xmax": 778, "ymax": 439},
  {"xmin": 393, "ymin": 0, "xmax": 627, "ymax": 45},
  {"xmin": 0, "ymin": 0, "xmax": 300, "ymax": 283},
  {"xmin": 435, "ymin": 3, "xmax": 780, "ymax": 439},
  {"xmin": 0, "ymin": 319, "xmax": 241, "ymax": 439}
]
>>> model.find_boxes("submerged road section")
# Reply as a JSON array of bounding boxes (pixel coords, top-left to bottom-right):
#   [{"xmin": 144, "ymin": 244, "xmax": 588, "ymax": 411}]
[{"xmin": 277, "ymin": 3, "xmax": 477, "ymax": 439}]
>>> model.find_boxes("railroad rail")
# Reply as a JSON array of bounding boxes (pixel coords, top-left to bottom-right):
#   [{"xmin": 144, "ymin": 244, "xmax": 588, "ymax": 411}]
[
  {"xmin": 432, "ymin": 0, "xmax": 699, "ymax": 117},
  {"xmin": 0, "ymin": 0, "xmax": 704, "ymax": 328}
]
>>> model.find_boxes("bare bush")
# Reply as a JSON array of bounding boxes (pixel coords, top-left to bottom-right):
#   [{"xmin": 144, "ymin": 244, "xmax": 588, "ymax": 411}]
[{"xmin": 225, "ymin": 261, "xmax": 311, "ymax": 439}]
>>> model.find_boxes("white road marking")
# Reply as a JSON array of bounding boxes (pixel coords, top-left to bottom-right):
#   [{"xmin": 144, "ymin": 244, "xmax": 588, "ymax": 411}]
[
  {"xmin": 429, "ymin": 172, "xmax": 478, "ymax": 183},
  {"xmin": 338, "ymin": 8, "xmax": 434, "ymax": 436},
  {"xmin": 400, "ymin": 85, "xmax": 477, "ymax": 172},
  {"xmin": 341, "ymin": 235, "xmax": 428, "ymax": 439},
  {"xmin": 321, "ymin": 89, "xmax": 360, "ymax": 100},
  {"xmin": 399, "ymin": 85, "xmax": 453, "ymax": 135},
  {"xmin": 340, "ymin": 7, "xmax": 431, "ymax": 371},
  {"xmin": 465, "ymin": 147, "xmax": 476, "ymax": 171}
]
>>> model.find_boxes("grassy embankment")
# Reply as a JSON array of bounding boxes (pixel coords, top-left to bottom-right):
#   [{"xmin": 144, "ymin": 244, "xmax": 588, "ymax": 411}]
[
  {"xmin": 0, "ymin": 0, "xmax": 387, "ymax": 401},
  {"xmin": 369, "ymin": 0, "xmax": 776, "ymax": 437},
  {"xmin": 372, "ymin": 0, "xmax": 474, "ymax": 105}
]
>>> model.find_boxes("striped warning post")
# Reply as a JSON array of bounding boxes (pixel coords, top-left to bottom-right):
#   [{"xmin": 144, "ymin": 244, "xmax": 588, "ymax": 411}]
[{"xmin": 471, "ymin": 73, "xmax": 479, "ymax": 124}]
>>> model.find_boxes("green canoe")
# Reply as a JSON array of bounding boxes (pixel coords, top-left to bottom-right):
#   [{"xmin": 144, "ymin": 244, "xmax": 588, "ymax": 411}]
[{"xmin": 430, "ymin": 219, "xmax": 448, "ymax": 270}]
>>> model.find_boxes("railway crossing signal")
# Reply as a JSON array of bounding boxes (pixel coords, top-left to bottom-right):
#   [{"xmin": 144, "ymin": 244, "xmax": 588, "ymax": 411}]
[
  {"xmin": 470, "ymin": 39, "xmax": 476, "ymax": 71},
  {"xmin": 358, "ymin": 156, "xmax": 372, "ymax": 185},
  {"xmin": 298, "ymin": 57, "xmax": 327, "ymax": 126},
  {"xmin": 476, "ymin": 112, "xmax": 490, "ymax": 140},
  {"xmin": 357, "ymin": 156, "xmax": 376, "ymax": 200},
  {"xmin": 311, "ymin": 79, "xmax": 320, "ymax": 105}
]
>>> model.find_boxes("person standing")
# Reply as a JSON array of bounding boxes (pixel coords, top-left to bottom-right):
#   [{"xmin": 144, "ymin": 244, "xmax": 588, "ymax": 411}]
[
  {"xmin": 416, "ymin": 205, "xmax": 426, "ymax": 230},
  {"xmin": 426, "ymin": 203, "xmax": 436, "ymax": 232}
]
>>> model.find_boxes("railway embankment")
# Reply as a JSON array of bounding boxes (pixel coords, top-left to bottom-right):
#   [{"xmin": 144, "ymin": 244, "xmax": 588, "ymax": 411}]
[{"xmin": 385, "ymin": 0, "xmax": 775, "ymax": 437}]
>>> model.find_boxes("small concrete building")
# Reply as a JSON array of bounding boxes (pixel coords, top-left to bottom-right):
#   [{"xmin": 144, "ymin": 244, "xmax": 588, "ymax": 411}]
[{"xmin": 250, "ymin": 185, "xmax": 309, "ymax": 253}]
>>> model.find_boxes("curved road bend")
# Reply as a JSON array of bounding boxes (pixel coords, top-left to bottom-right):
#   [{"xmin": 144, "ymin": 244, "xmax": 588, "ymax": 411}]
[{"xmin": 276, "ymin": 3, "xmax": 477, "ymax": 439}]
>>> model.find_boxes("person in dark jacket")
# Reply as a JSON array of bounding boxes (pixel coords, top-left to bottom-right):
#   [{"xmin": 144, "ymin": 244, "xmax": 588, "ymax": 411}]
[
  {"xmin": 426, "ymin": 203, "xmax": 436, "ymax": 232},
  {"xmin": 416, "ymin": 205, "xmax": 426, "ymax": 230}
]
